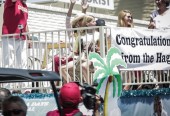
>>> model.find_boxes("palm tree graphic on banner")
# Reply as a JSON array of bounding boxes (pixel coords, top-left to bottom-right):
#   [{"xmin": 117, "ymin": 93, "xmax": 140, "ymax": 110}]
[{"xmin": 89, "ymin": 47, "xmax": 127, "ymax": 116}]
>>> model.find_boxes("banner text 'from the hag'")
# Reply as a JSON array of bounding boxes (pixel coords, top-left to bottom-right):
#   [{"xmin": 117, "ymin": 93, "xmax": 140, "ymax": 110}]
[{"xmin": 111, "ymin": 28, "xmax": 170, "ymax": 70}]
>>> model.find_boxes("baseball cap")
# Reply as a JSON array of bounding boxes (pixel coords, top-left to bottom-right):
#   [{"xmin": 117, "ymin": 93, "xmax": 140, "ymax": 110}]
[
  {"xmin": 59, "ymin": 82, "xmax": 81, "ymax": 106},
  {"xmin": 96, "ymin": 19, "xmax": 106, "ymax": 26}
]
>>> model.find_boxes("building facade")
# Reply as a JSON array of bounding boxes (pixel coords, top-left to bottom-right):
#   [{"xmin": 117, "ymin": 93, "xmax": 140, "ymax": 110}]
[{"xmin": 0, "ymin": 0, "xmax": 156, "ymax": 34}]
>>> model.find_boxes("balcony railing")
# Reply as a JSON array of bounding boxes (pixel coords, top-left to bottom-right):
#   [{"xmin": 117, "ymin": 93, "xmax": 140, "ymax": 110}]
[{"xmin": 0, "ymin": 26, "xmax": 170, "ymax": 93}]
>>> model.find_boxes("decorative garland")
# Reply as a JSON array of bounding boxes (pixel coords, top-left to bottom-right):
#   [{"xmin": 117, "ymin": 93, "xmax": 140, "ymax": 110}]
[
  {"xmin": 14, "ymin": 88, "xmax": 170, "ymax": 99},
  {"xmin": 121, "ymin": 88, "xmax": 170, "ymax": 98},
  {"xmin": 15, "ymin": 93, "xmax": 54, "ymax": 99}
]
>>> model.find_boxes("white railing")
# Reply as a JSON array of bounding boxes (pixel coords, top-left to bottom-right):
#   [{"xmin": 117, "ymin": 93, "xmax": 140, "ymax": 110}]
[
  {"xmin": 0, "ymin": 26, "xmax": 169, "ymax": 92},
  {"xmin": 121, "ymin": 70, "xmax": 170, "ymax": 90}
]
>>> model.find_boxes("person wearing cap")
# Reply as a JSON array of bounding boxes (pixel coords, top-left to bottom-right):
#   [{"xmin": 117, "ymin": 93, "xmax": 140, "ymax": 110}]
[
  {"xmin": 46, "ymin": 82, "xmax": 101, "ymax": 116},
  {"xmin": 95, "ymin": 18, "xmax": 106, "ymax": 35},
  {"xmin": 94, "ymin": 18, "xmax": 107, "ymax": 53},
  {"xmin": 79, "ymin": 17, "xmax": 107, "ymax": 83},
  {"xmin": 46, "ymin": 82, "xmax": 83, "ymax": 116},
  {"xmin": 96, "ymin": 19, "xmax": 106, "ymax": 27}
]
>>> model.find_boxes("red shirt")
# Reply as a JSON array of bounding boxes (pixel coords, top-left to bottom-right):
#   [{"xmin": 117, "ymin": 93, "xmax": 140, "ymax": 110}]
[
  {"xmin": 2, "ymin": 0, "xmax": 28, "ymax": 40},
  {"xmin": 54, "ymin": 55, "xmax": 73, "ymax": 73},
  {"xmin": 46, "ymin": 108, "xmax": 83, "ymax": 116}
]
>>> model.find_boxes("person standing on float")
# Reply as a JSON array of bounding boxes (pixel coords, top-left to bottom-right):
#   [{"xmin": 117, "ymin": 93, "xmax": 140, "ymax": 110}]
[{"xmin": 2, "ymin": 0, "xmax": 29, "ymax": 68}]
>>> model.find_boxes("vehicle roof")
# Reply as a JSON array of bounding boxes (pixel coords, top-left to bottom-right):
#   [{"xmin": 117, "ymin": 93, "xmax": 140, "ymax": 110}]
[{"xmin": 0, "ymin": 68, "xmax": 61, "ymax": 83}]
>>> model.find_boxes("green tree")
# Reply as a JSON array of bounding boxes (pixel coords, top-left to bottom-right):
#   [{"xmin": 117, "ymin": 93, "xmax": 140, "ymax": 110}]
[{"xmin": 89, "ymin": 47, "xmax": 127, "ymax": 116}]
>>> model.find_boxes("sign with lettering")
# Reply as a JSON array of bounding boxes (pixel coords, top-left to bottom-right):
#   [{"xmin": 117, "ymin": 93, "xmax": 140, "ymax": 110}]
[
  {"xmin": 21, "ymin": 94, "xmax": 92, "ymax": 116},
  {"xmin": 111, "ymin": 27, "xmax": 170, "ymax": 70},
  {"xmin": 25, "ymin": 98, "xmax": 56, "ymax": 116},
  {"xmin": 60, "ymin": 0, "xmax": 114, "ymax": 10},
  {"xmin": 27, "ymin": 0, "xmax": 114, "ymax": 10}
]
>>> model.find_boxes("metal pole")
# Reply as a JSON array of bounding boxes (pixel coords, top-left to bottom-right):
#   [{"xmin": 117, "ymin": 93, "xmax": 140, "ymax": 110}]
[
  {"xmin": 99, "ymin": 26, "xmax": 105, "ymax": 58},
  {"xmin": 50, "ymin": 81, "xmax": 63, "ymax": 116}
]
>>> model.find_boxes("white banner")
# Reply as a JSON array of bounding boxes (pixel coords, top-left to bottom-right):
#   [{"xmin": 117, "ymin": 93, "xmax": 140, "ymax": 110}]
[
  {"xmin": 59, "ymin": 0, "xmax": 114, "ymax": 10},
  {"xmin": 27, "ymin": 0, "xmax": 114, "ymax": 10},
  {"xmin": 111, "ymin": 27, "xmax": 170, "ymax": 70}
]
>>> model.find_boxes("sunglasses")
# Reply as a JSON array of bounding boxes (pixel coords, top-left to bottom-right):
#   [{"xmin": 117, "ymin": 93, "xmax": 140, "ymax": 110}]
[
  {"xmin": 3, "ymin": 109, "xmax": 24, "ymax": 116},
  {"xmin": 127, "ymin": 16, "xmax": 133, "ymax": 19}
]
